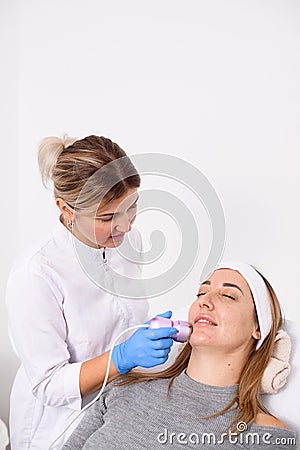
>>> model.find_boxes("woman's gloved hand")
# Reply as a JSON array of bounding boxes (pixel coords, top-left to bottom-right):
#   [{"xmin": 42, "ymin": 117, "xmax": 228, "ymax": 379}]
[{"xmin": 112, "ymin": 311, "xmax": 177, "ymax": 374}]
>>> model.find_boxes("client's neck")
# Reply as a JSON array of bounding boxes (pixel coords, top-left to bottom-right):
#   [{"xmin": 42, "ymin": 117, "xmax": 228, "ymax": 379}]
[{"xmin": 186, "ymin": 347, "xmax": 247, "ymax": 387}]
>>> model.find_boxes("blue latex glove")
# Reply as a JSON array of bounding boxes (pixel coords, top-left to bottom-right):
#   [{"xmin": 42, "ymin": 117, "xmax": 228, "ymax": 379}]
[{"xmin": 112, "ymin": 310, "xmax": 176, "ymax": 374}]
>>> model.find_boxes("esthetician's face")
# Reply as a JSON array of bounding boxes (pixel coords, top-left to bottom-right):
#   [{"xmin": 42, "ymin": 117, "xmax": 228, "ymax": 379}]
[
  {"xmin": 72, "ymin": 188, "xmax": 139, "ymax": 248},
  {"xmin": 188, "ymin": 269, "xmax": 260, "ymax": 353}
]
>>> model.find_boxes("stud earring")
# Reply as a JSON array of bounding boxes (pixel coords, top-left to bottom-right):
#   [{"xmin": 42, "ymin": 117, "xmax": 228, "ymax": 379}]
[{"xmin": 67, "ymin": 219, "xmax": 74, "ymax": 231}]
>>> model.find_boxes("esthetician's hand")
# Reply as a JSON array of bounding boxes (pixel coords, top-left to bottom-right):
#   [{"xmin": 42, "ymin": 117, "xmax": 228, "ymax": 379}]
[{"xmin": 112, "ymin": 311, "xmax": 176, "ymax": 374}]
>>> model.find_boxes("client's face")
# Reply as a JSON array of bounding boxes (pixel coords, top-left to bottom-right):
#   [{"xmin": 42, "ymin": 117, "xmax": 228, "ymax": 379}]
[{"xmin": 188, "ymin": 269, "xmax": 260, "ymax": 352}]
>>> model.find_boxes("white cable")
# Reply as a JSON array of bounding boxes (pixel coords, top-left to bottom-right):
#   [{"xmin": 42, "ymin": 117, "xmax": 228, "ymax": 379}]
[{"xmin": 48, "ymin": 323, "xmax": 148, "ymax": 449}]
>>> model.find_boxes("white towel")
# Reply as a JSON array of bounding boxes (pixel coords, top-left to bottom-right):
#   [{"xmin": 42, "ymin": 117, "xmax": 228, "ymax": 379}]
[{"xmin": 260, "ymin": 329, "xmax": 291, "ymax": 394}]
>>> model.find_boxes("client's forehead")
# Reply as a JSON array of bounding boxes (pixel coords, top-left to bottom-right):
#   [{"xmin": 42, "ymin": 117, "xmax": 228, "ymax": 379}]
[{"xmin": 205, "ymin": 268, "xmax": 252, "ymax": 297}]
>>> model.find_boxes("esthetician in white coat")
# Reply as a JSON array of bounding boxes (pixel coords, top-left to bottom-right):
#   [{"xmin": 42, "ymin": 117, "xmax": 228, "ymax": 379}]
[{"xmin": 6, "ymin": 135, "xmax": 177, "ymax": 449}]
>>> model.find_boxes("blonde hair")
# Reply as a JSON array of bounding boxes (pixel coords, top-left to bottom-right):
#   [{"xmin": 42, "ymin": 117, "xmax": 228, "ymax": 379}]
[
  {"xmin": 38, "ymin": 134, "xmax": 140, "ymax": 210},
  {"xmin": 116, "ymin": 268, "xmax": 283, "ymax": 433}
]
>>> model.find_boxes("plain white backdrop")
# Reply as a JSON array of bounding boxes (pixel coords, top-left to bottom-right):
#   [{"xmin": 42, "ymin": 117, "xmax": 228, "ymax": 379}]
[{"xmin": 1, "ymin": 0, "xmax": 300, "ymax": 431}]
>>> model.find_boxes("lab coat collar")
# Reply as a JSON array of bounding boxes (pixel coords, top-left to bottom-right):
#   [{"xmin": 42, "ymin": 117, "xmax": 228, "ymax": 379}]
[{"xmin": 53, "ymin": 216, "xmax": 112, "ymax": 260}]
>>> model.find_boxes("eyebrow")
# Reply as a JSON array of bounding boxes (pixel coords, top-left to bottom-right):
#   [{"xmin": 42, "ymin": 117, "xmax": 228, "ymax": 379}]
[
  {"xmin": 96, "ymin": 196, "xmax": 139, "ymax": 218},
  {"xmin": 200, "ymin": 280, "xmax": 244, "ymax": 295}
]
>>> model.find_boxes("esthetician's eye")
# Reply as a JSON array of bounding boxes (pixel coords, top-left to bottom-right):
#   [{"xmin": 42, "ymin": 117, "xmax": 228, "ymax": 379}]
[{"xmin": 96, "ymin": 216, "xmax": 113, "ymax": 222}]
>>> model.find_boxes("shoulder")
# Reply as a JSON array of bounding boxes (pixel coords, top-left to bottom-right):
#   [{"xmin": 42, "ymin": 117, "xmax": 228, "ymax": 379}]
[
  {"xmin": 6, "ymin": 237, "xmax": 63, "ymax": 300},
  {"xmin": 7, "ymin": 244, "xmax": 53, "ymax": 284},
  {"xmin": 9, "ymin": 235, "xmax": 54, "ymax": 273},
  {"xmin": 255, "ymin": 412, "xmax": 290, "ymax": 429}
]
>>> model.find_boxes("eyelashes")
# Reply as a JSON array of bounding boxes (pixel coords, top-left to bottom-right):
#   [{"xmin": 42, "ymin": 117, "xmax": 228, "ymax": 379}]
[
  {"xmin": 98, "ymin": 217, "xmax": 113, "ymax": 223},
  {"xmin": 96, "ymin": 204, "xmax": 138, "ymax": 223},
  {"xmin": 196, "ymin": 292, "xmax": 236, "ymax": 301}
]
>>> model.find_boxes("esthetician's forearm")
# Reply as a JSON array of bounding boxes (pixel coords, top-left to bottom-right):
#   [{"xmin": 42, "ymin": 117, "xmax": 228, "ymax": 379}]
[{"xmin": 79, "ymin": 350, "xmax": 120, "ymax": 397}]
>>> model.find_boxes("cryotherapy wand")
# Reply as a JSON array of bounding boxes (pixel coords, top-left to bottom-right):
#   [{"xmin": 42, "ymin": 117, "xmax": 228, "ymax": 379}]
[{"xmin": 148, "ymin": 316, "xmax": 191, "ymax": 343}]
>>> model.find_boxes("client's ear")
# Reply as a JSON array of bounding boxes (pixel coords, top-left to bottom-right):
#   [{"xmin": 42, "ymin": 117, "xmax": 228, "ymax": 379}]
[{"xmin": 252, "ymin": 325, "xmax": 261, "ymax": 340}]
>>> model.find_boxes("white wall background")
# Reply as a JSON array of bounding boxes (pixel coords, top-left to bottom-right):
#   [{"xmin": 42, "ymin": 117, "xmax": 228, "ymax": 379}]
[{"xmin": 1, "ymin": 0, "xmax": 300, "ymax": 430}]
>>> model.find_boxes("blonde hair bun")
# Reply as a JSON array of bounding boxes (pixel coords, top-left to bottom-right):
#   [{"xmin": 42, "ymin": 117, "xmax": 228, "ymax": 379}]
[
  {"xmin": 37, "ymin": 134, "xmax": 140, "ymax": 210},
  {"xmin": 38, "ymin": 134, "xmax": 77, "ymax": 187}
]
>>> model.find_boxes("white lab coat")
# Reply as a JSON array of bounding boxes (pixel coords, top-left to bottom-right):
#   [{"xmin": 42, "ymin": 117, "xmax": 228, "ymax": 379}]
[{"xmin": 6, "ymin": 218, "xmax": 149, "ymax": 449}]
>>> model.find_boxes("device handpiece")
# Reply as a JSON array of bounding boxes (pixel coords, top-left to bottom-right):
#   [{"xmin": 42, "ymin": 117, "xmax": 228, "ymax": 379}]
[{"xmin": 148, "ymin": 316, "xmax": 190, "ymax": 342}]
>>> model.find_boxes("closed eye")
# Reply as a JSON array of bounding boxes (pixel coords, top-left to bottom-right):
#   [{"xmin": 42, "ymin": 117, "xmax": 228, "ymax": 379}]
[
  {"xmin": 96, "ymin": 216, "xmax": 113, "ymax": 222},
  {"xmin": 197, "ymin": 292, "xmax": 236, "ymax": 300},
  {"xmin": 96, "ymin": 202, "xmax": 138, "ymax": 223},
  {"xmin": 223, "ymin": 294, "xmax": 236, "ymax": 300}
]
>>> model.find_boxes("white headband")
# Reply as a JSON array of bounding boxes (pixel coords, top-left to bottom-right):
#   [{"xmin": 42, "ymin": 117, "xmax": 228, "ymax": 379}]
[{"xmin": 214, "ymin": 261, "xmax": 272, "ymax": 350}]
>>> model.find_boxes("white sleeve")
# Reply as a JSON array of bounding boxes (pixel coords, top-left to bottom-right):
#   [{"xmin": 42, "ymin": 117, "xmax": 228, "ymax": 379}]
[{"xmin": 6, "ymin": 265, "xmax": 82, "ymax": 410}]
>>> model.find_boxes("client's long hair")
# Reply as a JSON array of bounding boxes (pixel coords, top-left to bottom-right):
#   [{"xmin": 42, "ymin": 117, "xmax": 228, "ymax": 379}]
[{"xmin": 116, "ymin": 268, "xmax": 283, "ymax": 433}]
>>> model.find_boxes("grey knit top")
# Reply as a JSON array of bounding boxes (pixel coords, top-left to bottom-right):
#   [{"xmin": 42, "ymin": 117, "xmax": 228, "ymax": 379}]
[{"xmin": 62, "ymin": 371, "xmax": 297, "ymax": 449}]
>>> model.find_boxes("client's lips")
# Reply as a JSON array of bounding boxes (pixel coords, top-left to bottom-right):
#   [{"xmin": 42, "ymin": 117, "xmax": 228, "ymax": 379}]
[
  {"xmin": 193, "ymin": 314, "xmax": 217, "ymax": 326},
  {"xmin": 110, "ymin": 233, "xmax": 125, "ymax": 239}
]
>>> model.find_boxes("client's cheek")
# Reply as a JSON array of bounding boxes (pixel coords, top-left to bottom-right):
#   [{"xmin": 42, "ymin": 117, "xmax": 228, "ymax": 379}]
[{"xmin": 187, "ymin": 310, "xmax": 195, "ymax": 325}]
